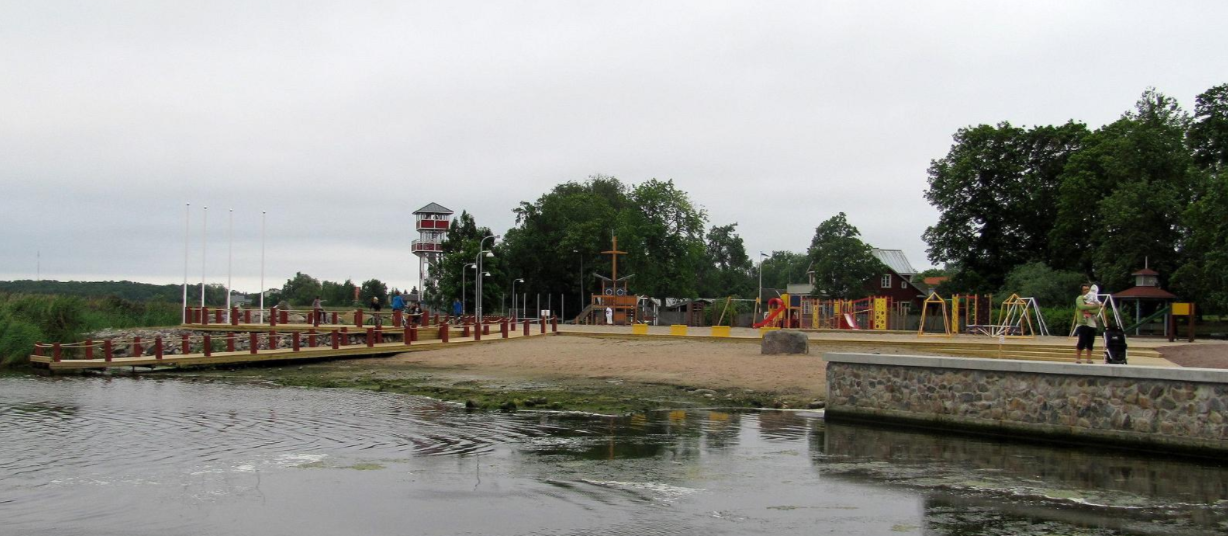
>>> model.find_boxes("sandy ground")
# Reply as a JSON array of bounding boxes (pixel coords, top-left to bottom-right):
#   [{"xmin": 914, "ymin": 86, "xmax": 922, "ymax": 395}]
[
  {"xmin": 1158, "ymin": 342, "xmax": 1228, "ymax": 369},
  {"xmin": 380, "ymin": 336, "xmax": 895, "ymax": 400}
]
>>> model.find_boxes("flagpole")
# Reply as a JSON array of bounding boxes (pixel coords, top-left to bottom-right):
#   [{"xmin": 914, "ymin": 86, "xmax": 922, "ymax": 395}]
[
  {"xmin": 200, "ymin": 206, "xmax": 208, "ymax": 307},
  {"xmin": 259, "ymin": 210, "xmax": 266, "ymax": 323},
  {"xmin": 226, "ymin": 208, "xmax": 233, "ymax": 314},
  {"xmin": 182, "ymin": 203, "xmax": 190, "ymax": 323}
]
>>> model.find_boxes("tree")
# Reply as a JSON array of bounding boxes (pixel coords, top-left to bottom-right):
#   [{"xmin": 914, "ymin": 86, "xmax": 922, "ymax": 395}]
[
  {"xmin": 359, "ymin": 279, "xmax": 387, "ymax": 306},
  {"xmin": 1172, "ymin": 84, "xmax": 1228, "ymax": 313},
  {"xmin": 999, "ymin": 262, "xmax": 1086, "ymax": 307},
  {"xmin": 923, "ymin": 121, "xmax": 1088, "ymax": 292},
  {"xmin": 808, "ymin": 213, "xmax": 885, "ymax": 299},
  {"xmin": 697, "ymin": 223, "xmax": 755, "ymax": 298},
  {"xmin": 1051, "ymin": 88, "xmax": 1196, "ymax": 290},
  {"xmin": 280, "ymin": 272, "xmax": 322, "ymax": 306},
  {"xmin": 1188, "ymin": 84, "xmax": 1228, "ymax": 172},
  {"xmin": 320, "ymin": 279, "xmax": 357, "ymax": 308},
  {"xmin": 757, "ymin": 250, "xmax": 810, "ymax": 290},
  {"xmin": 621, "ymin": 178, "xmax": 708, "ymax": 299}
]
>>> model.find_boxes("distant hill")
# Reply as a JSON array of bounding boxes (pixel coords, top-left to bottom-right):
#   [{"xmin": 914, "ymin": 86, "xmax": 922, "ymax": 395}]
[{"xmin": 0, "ymin": 280, "xmax": 200, "ymax": 302}]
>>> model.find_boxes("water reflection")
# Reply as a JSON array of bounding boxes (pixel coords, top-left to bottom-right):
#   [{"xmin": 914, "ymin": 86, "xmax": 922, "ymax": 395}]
[
  {"xmin": 3, "ymin": 375, "xmax": 1227, "ymax": 536},
  {"xmin": 814, "ymin": 420, "xmax": 1228, "ymax": 534}
]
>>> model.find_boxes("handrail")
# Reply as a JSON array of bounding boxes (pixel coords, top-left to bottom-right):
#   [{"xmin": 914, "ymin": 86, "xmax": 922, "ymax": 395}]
[{"xmin": 1124, "ymin": 305, "xmax": 1170, "ymax": 332}]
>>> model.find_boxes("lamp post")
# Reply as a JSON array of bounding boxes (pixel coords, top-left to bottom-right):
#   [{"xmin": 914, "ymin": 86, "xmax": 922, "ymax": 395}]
[
  {"xmin": 511, "ymin": 278, "xmax": 524, "ymax": 321},
  {"xmin": 462, "ymin": 263, "xmax": 476, "ymax": 315},
  {"xmin": 757, "ymin": 251, "xmax": 767, "ymax": 320},
  {"xmin": 182, "ymin": 203, "xmax": 190, "ymax": 323},
  {"xmin": 476, "ymin": 235, "xmax": 498, "ymax": 320},
  {"xmin": 573, "ymin": 249, "xmax": 584, "ymax": 320}
]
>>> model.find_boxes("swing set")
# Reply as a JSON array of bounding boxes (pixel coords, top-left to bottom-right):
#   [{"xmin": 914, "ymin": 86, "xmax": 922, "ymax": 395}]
[{"xmin": 918, "ymin": 292, "xmax": 1052, "ymax": 338}]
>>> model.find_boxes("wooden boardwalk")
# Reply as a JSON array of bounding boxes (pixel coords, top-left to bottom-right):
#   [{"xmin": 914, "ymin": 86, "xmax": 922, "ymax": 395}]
[{"xmin": 31, "ymin": 321, "xmax": 555, "ymax": 372}]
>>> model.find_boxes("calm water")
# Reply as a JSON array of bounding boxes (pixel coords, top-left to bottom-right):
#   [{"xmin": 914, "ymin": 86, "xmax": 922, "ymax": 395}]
[{"xmin": 2, "ymin": 374, "xmax": 1226, "ymax": 536}]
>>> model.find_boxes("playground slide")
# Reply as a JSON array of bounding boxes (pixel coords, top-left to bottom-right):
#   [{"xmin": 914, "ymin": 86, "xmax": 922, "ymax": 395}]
[
  {"xmin": 753, "ymin": 306, "xmax": 785, "ymax": 329},
  {"xmin": 843, "ymin": 313, "xmax": 860, "ymax": 330}
]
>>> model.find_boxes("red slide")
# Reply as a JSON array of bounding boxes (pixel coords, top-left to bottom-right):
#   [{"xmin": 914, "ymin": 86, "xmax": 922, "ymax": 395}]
[{"xmin": 753, "ymin": 298, "xmax": 785, "ymax": 328}]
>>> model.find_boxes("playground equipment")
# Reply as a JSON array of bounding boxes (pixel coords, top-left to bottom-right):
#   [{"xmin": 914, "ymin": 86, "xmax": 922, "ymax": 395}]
[
  {"xmin": 753, "ymin": 297, "xmax": 785, "ymax": 328},
  {"xmin": 973, "ymin": 294, "xmax": 1050, "ymax": 338},
  {"xmin": 918, "ymin": 292, "xmax": 952, "ymax": 337},
  {"xmin": 805, "ymin": 296, "xmax": 894, "ymax": 330},
  {"xmin": 584, "ymin": 236, "xmax": 639, "ymax": 325}
]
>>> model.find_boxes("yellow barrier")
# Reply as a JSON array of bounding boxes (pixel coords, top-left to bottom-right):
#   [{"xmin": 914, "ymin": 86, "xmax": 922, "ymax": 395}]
[
  {"xmin": 631, "ymin": 324, "xmax": 649, "ymax": 335},
  {"xmin": 669, "ymin": 325, "xmax": 688, "ymax": 336},
  {"xmin": 710, "ymin": 326, "xmax": 731, "ymax": 338},
  {"xmin": 759, "ymin": 326, "xmax": 781, "ymax": 337}
]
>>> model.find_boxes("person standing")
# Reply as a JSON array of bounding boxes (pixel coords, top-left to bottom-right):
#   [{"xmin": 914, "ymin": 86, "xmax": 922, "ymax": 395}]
[
  {"xmin": 605, "ymin": 306, "xmax": 613, "ymax": 325},
  {"xmin": 453, "ymin": 298, "xmax": 462, "ymax": 318},
  {"xmin": 1074, "ymin": 285, "xmax": 1100, "ymax": 364},
  {"xmin": 391, "ymin": 291, "xmax": 405, "ymax": 313}
]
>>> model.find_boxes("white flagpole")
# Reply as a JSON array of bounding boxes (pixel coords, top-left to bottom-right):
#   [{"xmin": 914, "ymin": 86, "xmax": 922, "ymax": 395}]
[
  {"xmin": 200, "ymin": 206, "xmax": 208, "ymax": 307},
  {"xmin": 259, "ymin": 210, "xmax": 266, "ymax": 323},
  {"xmin": 182, "ymin": 203, "xmax": 190, "ymax": 323},
  {"xmin": 226, "ymin": 208, "xmax": 233, "ymax": 314}
]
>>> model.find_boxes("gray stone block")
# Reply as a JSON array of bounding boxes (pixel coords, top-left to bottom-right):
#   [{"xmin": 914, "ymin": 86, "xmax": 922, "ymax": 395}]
[{"xmin": 762, "ymin": 330, "xmax": 809, "ymax": 355}]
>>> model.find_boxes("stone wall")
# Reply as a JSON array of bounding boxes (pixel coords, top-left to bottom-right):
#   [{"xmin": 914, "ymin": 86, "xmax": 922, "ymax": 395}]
[{"xmin": 825, "ymin": 353, "xmax": 1228, "ymax": 453}]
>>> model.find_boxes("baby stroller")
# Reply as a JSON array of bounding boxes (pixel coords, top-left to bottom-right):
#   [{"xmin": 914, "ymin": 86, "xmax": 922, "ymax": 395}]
[{"xmin": 1103, "ymin": 323, "xmax": 1128, "ymax": 365}]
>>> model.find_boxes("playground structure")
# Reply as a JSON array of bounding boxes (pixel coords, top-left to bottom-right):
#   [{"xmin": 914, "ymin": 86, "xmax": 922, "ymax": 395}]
[
  {"xmin": 581, "ymin": 236, "xmax": 641, "ymax": 326},
  {"xmin": 916, "ymin": 292, "xmax": 1051, "ymax": 338}
]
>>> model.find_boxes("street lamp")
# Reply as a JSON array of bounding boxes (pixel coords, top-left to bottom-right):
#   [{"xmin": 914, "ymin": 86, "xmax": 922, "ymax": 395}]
[
  {"xmin": 476, "ymin": 234, "xmax": 499, "ymax": 320},
  {"xmin": 573, "ymin": 249, "xmax": 584, "ymax": 321},
  {"xmin": 462, "ymin": 263, "xmax": 476, "ymax": 315},
  {"xmin": 758, "ymin": 251, "xmax": 768, "ymax": 320},
  {"xmin": 511, "ymin": 278, "xmax": 524, "ymax": 321}
]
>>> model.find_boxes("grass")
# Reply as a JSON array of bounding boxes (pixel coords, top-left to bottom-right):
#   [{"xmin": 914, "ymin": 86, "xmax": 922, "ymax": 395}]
[{"xmin": 0, "ymin": 293, "xmax": 181, "ymax": 367}]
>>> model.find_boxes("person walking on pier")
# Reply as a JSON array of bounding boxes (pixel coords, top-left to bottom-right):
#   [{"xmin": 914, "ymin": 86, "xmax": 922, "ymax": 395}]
[
  {"xmin": 391, "ymin": 291, "xmax": 405, "ymax": 313},
  {"xmin": 370, "ymin": 296, "xmax": 382, "ymax": 327},
  {"xmin": 1074, "ymin": 285, "xmax": 1100, "ymax": 364}
]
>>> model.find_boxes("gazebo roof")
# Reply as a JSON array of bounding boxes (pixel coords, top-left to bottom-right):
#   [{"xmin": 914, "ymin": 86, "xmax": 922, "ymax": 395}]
[
  {"xmin": 413, "ymin": 202, "xmax": 453, "ymax": 215},
  {"xmin": 1113, "ymin": 286, "xmax": 1177, "ymax": 300}
]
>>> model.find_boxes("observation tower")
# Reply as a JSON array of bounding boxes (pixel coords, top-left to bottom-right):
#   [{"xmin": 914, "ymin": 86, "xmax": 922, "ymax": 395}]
[{"xmin": 411, "ymin": 202, "xmax": 453, "ymax": 306}]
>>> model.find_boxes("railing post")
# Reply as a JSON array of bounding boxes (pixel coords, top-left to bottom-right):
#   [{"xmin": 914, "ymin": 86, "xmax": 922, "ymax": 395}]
[
  {"xmin": 244, "ymin": 309, "xmax": 251, "ymax": 324},
  {"xmin": 410, "ymin": 324, "xmax": 418, "ymax": 342},
  {"xmin": 440, "ymin": 323, "xmax": 449, "ymax": 343},
  {"xmin": 308, "ymin": 329, "xmax": 318, "ymax": 348},
  {"xmin": 34, "ymin": 342, "xmax": 44, "ymax": 357},
  {"xmin": 104, "ymin": 339, "xmax": 113, "ymax": 361},
  {"xmin": 393, "ymin": 310, "xmax": 402, "ymax": 328},
  {"xmin": 501, "ymin": 320, "xmax": 508, "ymax": 339},
  {"xmin": 269, "ymin": 331, "xmax": 279, "ymax": 350},
  {"xmin": 203, "ymin": 334, "xmax": 212, "ymax": 357},
  {"xmin": 280, "ymin": 309, "xmax": 288, "ymax": 325},
  {"xmin": 313, "ymin": 308, "xmax": 321, "ymax": 327},
  {"xmin": 340, "ymin": 327, "xmax": 348, "ymax": 346},
  {"xmin": 331, "ymin": 331, "xmax": 340, "ymax": 349},
  {"xmin": 355, "ymin": 310, "xmax": 363, "ymax": 328},
  {"xmin": 292, "ymin": 332, "xmax": 301, "ymax": 352},
  {"xmin": 524, "ymin": 320, "xmax": 530, "ymax": 337},
  {"xmin": 540, "ymin": 315, "xmax": 546, "ymax": 334},
  {"xmin": 270, "ymin": 306, "xmax": 278, "ymax": 327},
  {"xmin": 85, "ymin": 339, "xmax": 94, "ymax": 359},
  {"xmin": 227, "ymin": 332, "xmax": 235, "ymax": 353},
  {"xmin": 552, "ymin": 316, "xmax": 558, "ymax": 333},
  {"xmin": 215, "ymin": 309, "xmax": 223, "ymax": 324},
  {"xmin": 201, "ymin": 308, "xmax": 209, "ymax": 326},
  {"xmin": 250, "ymin": 333, "xmax": 259, "ymax": 354},
  {"xmin": 403, "ymin": 325, "xmax": 412, "ymax": 346},
  {"xmin": 483, "ymin": 323, "xmax": 490, "ymax": 336},
  {"xmin": 331, "ymin": 311, "xmax": 338, "ymax": 324},
  {"xmin": 181, "ymin": 334, "xmax": 190, "ymax": 355},
  {"xmin": 53, "ymin": 343, "xmax": 62, "ymax": 362},
  {"xmin": 155, "ymin": 337, "xmax": 163, "ymax": 360},
  {"xmin": 366, "ymin": 328, "xmax": 374, "ymax": 347},
  {"xmin": 231, "ymin": 307, "xmax": 239, "ymax": 326},
  {"xmin": 133, "ymin": 336, "xmax": 142, "ymax": 357},
  {"xmin": 184, "ymin": 307, "xmax": 192, "ymax": 324}
]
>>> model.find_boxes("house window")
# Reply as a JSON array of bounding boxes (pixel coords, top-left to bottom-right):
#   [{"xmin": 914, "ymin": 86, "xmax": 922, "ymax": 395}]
[
  {"xmin": 881, "ymin": 274, "xmax": 891, "ymax": 288},
  {"xmin": 901, "ymin": 280, "xmax": 908, "ymax": 289}
]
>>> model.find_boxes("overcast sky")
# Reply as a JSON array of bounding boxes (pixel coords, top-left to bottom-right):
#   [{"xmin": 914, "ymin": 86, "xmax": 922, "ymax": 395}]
[{"xmin": 2, "ymin": 1, "xmax": 1225, "ymax": 294}]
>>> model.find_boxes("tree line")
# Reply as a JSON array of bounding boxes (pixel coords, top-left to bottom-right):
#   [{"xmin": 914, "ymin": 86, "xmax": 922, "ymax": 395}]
[
  {"xmin": 423, "ymin": 176, "xmax": 889, "ymax": 319},
  {"xmin": 922, "ymin": 85, "xmax": 1227, "ymax": 312}
]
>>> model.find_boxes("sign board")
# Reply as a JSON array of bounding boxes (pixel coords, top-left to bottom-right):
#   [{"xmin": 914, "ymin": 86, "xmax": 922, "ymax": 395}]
[{"xmin": 1172, "ymin": 302, "xmax": 1192, "ymax": 316}]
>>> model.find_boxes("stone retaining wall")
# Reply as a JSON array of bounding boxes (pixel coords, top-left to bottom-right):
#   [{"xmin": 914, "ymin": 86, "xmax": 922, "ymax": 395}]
[{"xmin": 825, "ymin": 353, "xmax": 1228, "ymax": 453}]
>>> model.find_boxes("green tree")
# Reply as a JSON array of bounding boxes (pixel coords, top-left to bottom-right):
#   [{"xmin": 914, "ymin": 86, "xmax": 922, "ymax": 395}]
[
  {"xmin": 808, "ymin": 213, "xmax": 885, "ymax": 299},
  {"xmin": 1051, "ymin": 88, "xmax": 1196, "ymax": 290},
  {"xmin": 999, "ymin": 262, "xmax": 1086, "ymax": 307},
  {"xmin": 923, "ymin": 121, "xmax": 1088, "ymax": 292},
  {"xmin": 697, "ymin": 223, "xmax": 755, "ymax": 298},
  {"xmin": 1188, "ymin": 84, "xmax": 1228, "ymax": 173},
  {"xmin": 758, "ymin": 250, "xmax": 810, "ymax": 290},
  {"xmin": 430, "ymin": 211, "xmax": 504, "ymax": 315},
  {"xmin": 1173, "ymin": 85, "xmax": 1228, "ymax": 312},
  {"xmin": 280, "ymin": 272, "xmax": 322, "ymax": 306},
  {"xmin": 621, "ymin": 178, "xmax": 708, "ymax": 299},
  {"xmin": 320, "ymin": 279, "xmax": 357, "ymax": 308},
  {"xmin": 359, "ymin": 279, "xmax": 388, "ymax": 307}
]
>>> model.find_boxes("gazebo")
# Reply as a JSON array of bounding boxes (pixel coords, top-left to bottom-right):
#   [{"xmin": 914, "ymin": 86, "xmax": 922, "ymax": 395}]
[{"xmin": 1112, "ymin": 267, "xmax": 1177, "ymax": 336}]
